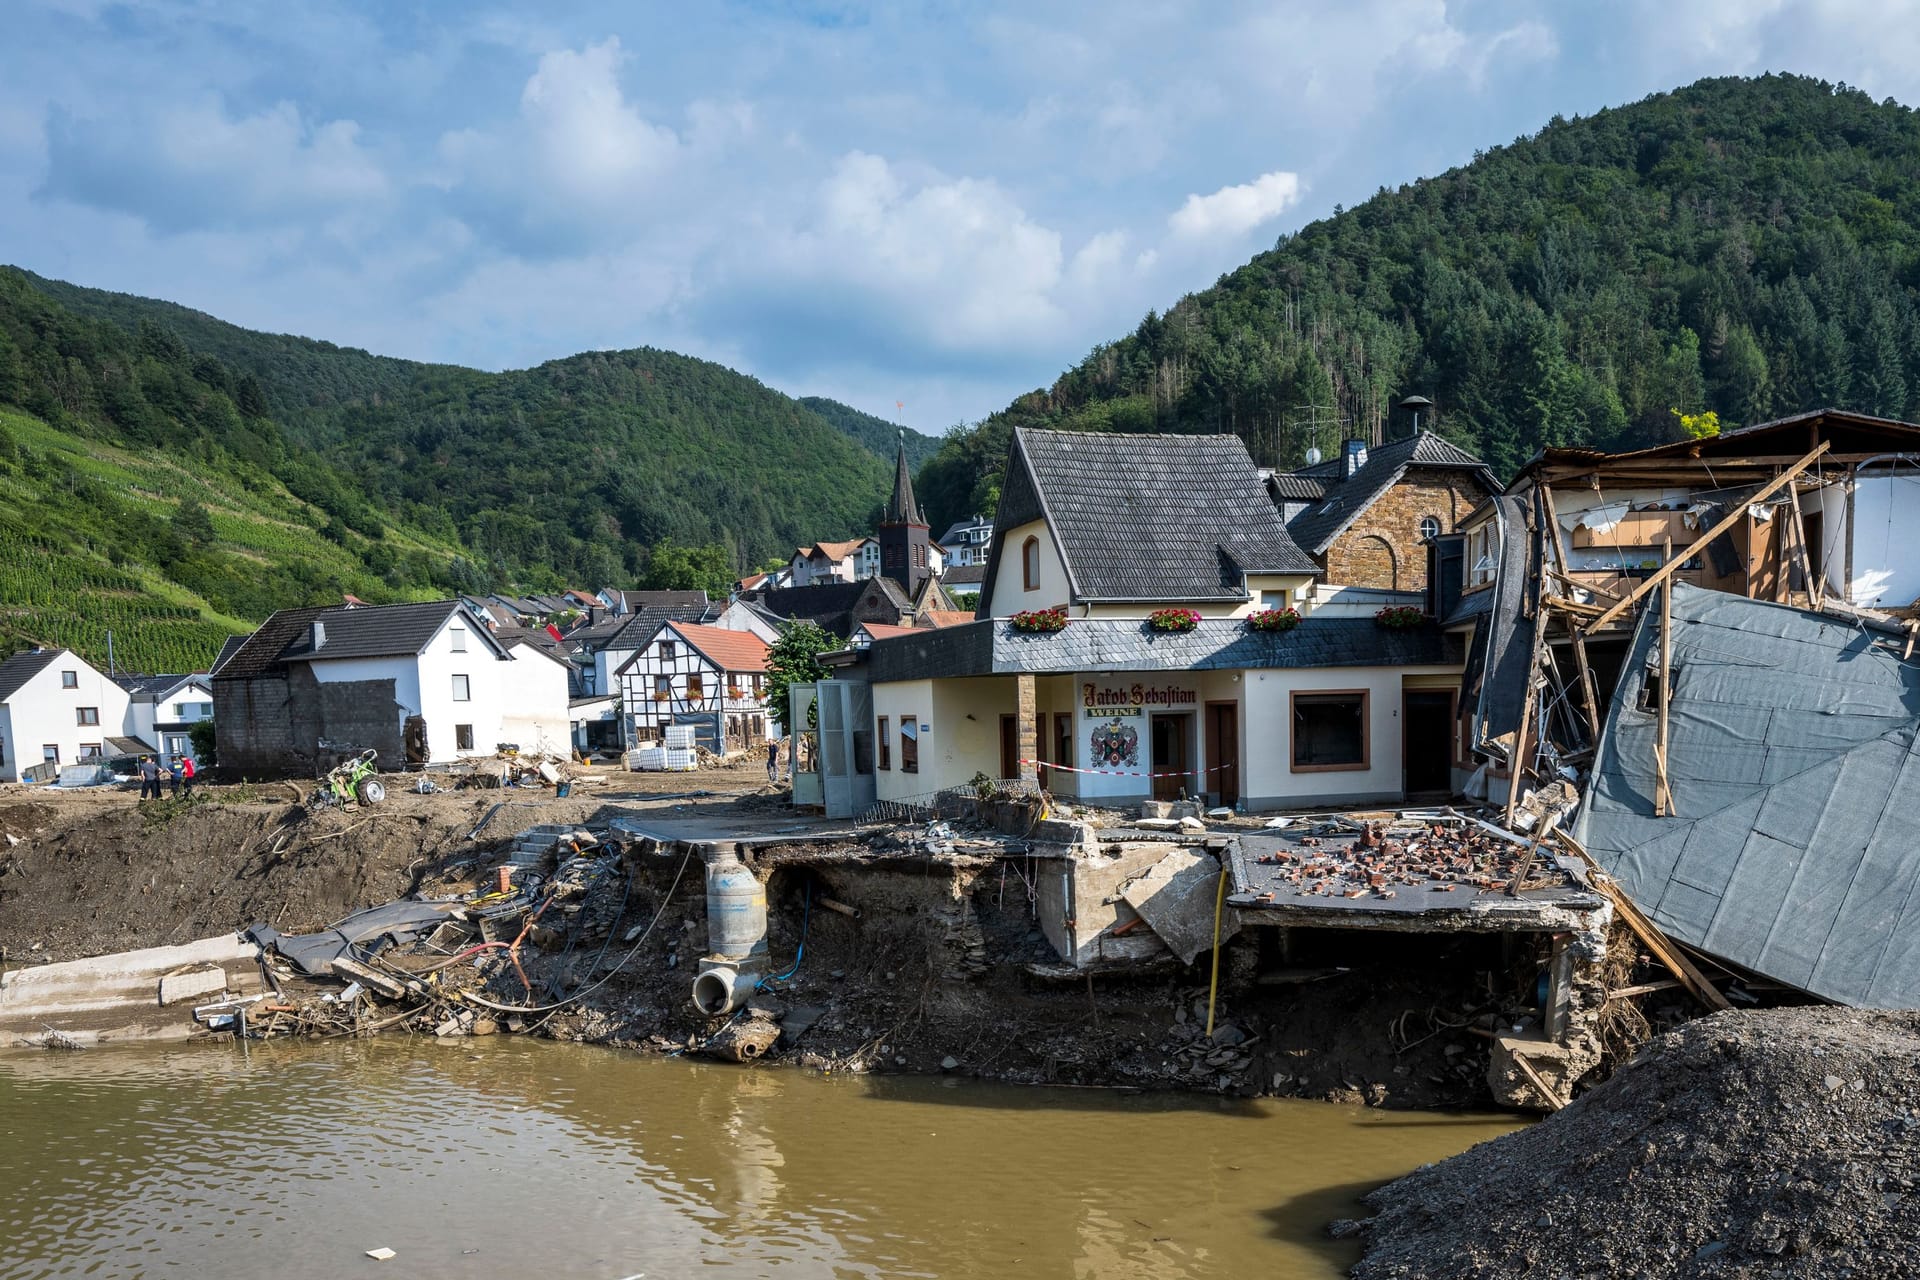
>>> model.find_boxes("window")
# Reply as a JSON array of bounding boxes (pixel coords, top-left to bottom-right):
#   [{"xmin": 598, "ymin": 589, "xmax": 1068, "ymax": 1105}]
[
  {"xmin": 76, "ymin": 707, "xmax": 99, "ymax": 726},
  {"xmin": 456, "ymin": 724, "xmax": 474, "ymax": 751},
  {"xmin": 899, "ymin": 716, "xmax": 919, "ymax": 774},
  {"xmin": 751, "ymin": 673, "xmax": 764, "ymax": 698},
  {"xmin": 42, "ymin": 745, "xmax": 59, "ymax": 765},
  {"xmin": 654, "ymin": 675, "xmax": 671, "ymax": 699},
  {"xmin": 1022, "ymin": 536, "xmax": 1040, "ymax": 591},
  {"xmin": 1055, "ymin": 713, "xmax": 1073, "ymax": 770},
  {"xmin": 660, "ymin": 640, "xmax": 676, "ymax": 660},
  {"xmin": 451, "ymin": 674, "xmax": 471, "ymax": 702},
  {"xmin": 1260, "ymin": 589, "xmax": 1290, "ymax": 610},
  {"xmin": 686, "ymin": 672, "xmax": 705, "ymax": 700},
  {"xmin": 61, "ymin": 671, "xmax": 77, "ymax": 689},
  {"xmin": 450, "ymin": 626, "xmax": 468, "ymax": 653},
  {"xmin": 1291, "ymin": 691, "xmax": 1369, "ymax": 772},
  {"xmin": 80, "ymin": 743, "xmax": 102, "ymax": 759},
  {"xmin": 877, "ymin": 716, "xmax": 891, "ymax": 770},
  {"xmin": 1419, "ymin": 515, "xmax": 1442, "ymax": 542}
]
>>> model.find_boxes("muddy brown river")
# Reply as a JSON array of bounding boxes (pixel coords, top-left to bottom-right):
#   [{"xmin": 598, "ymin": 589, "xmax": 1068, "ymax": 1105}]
[{"xmin": 0, "ymin": 1038, "xmax": 1518, "ymax": 1278}]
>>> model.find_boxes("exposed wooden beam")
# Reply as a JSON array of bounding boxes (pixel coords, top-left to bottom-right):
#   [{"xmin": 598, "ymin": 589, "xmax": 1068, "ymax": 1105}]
[
  {"xmin": 1586, "ymin": 442, "xmax": 1832, "ymax": 631},
  {"xmin": 1540, "ymin": 483, "xmax": 1605, "ymax": 746},
  {"xmin": 1655, "ymin": 538, "xmax": 1674, "ymax": 818},
  {"xmin": 1542, "ymin": 449, "xmax": 1898, "ymax": 476},
  {"xmin": 1555, "ymin": 831, "xmax": 1732, "ymax": 1013}
]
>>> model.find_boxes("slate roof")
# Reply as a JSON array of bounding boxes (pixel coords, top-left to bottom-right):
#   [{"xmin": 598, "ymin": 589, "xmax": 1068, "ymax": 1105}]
[
  {"xmin": 884, "ymin": 437, "xmax": 926, "ymax": 526},
  {"xmin": 941, "ymin": 563, "xmax": 985, "ymax": 586},
  {"xmin": 864, "ymin": 616, "xmax": 1455, "ymax": 682},
  {"xmin": 980, "ymin": 428, "xmax": 1318, "ymax": 607},
  {"xmin": 1268, "ymin": 472, "xmax": 1333, "ymax": 501},
  {"xmin": 1577, "ymin": 583, "xmax": 1920, "ymax": 1007},
  {"xmin": 210, "ymin": 635, "xmax": 248, "ymax": 675},
  {"xmin": 1284, "ymin": 432, "xmax": 1498, "ymax": 554},
  {"xmin": 217, "ymin": 600, "xmax": 507, "ymax": 679},
  {"xmin": 113, "ymin": 673, "xmax": 180, "ymax": 698},
  {"xmin": 0, "ymin": 649, "xmax": 63, "ymax": 702}
]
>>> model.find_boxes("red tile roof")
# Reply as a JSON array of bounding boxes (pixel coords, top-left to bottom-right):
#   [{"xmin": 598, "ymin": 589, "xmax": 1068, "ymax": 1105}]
[
  {"xmin": 671, "ymin": 622, "xmax": 770, "ymax": 673},
  {"xmin": 859, "ymin": 622, "xmax": 920, "ymax": 642},
  {"xmin": 919, "ymin": 610, "xmax": 975, "ymax": 628}
]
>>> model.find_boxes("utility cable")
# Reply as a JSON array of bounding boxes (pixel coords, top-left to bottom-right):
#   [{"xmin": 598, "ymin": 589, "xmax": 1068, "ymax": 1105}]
[{"xmin": 459, "ymin": 840, "xmax": 696, "ymax": 1015}]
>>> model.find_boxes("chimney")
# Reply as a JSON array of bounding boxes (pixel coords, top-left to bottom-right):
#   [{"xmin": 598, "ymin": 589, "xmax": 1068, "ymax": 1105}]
[
  {"xmin": 1343, "ymin": 438, "xmax": 1369, "ymax": 479},
  {"xmin": 311, "ymin": 620, "xmax": 327, "ymax": 650}
]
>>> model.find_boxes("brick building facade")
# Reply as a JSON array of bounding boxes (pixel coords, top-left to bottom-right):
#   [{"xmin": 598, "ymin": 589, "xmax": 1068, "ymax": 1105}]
[
  {"xmin": 1321, "ymin": 468, "xmax": 1492, "ymax": 592},
  {"xmin": 1279, "ymin": 433, "xmax": 1499, "ymax": 595}
]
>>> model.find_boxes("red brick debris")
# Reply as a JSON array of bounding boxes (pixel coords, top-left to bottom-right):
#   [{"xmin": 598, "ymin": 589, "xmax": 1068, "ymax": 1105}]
[{"xmin": 1251, "ymin": 821, "xmax": 1563, "ymax": 902}]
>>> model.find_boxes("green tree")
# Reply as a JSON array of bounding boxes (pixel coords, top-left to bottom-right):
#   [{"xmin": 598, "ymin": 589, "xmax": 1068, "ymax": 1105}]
[
  {"xmin": 171, "ymin": 498, "xmax": 216, "ymax": 546},
  {"xmin": 763, "ymin": 620, "xmax": 836, "ymax": 734},
  {"xmin": 639, "ymin": 540, "xmax": 734, "ymax": 595}
]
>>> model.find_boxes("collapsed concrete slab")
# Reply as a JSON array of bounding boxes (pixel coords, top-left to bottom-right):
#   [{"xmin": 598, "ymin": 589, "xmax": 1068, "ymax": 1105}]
[{"xmin": 0, "ymin": 934, "xmax": 265, "ymax": 1046}]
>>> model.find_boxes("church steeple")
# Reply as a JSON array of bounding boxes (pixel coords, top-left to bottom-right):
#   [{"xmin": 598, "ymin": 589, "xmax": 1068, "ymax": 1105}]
[
  {"xmin": 884, "ymin": 430, "xmax": 924, "ymax": 526},
  {"xmin": 877, "ymin": 430, "xmax": 930, "ymax": 596}
]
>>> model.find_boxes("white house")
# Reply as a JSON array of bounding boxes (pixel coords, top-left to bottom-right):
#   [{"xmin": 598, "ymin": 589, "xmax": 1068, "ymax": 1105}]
[
  {"xmin": 936, "ymin": 513, "xmax": 995, "ymax": 568},
  {"xmin": 0, "ymin": 649, "xmax": 134, "ymax": 783},
  {"xmin": 613, "ymin": 621, "xmax": 774, "ymax": 753},
  {"xmin": 212, "ymin": 600, "xmax": 571, "ymax": 776},
  {"xmin": 789, "ymin": 539, "xmax": 873, "ymax": 587},
  {"xmin": 500, "ymin": 638, "xmax": 572, "ymax": 757},
  {"xmin": 861, "ymin": 427, "xmax": 1467, "ymax": 810},
  {"xmin": 118, "ymin": 673, "xmax": 214, "ymax": 767}
]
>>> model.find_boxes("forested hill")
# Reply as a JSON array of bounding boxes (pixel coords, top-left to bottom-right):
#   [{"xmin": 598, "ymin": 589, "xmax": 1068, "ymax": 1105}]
[
  {"xmin": 798, "ymin": 396, "xmax": 941, "ymax": 470},
  {"xmin": 917, "ymin": 74, "xmax": 1920, "ymax": 527},
  {"xmin": 0, "ymin": 269, "xmax": 907, "ymax": 670},
  {"xmin": 12, "ymin": 269, "xmax": 899, "ymax": 579}
]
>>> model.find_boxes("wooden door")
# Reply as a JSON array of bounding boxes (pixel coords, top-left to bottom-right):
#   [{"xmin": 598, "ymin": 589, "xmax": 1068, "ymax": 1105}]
[
  {"xmin": 1205, "ymin": 702, "xmax": 1239, "ymax": 807},
  {"xmin": 1151, "ymin": 713, "xmax": 1191, "ymax": 801}
]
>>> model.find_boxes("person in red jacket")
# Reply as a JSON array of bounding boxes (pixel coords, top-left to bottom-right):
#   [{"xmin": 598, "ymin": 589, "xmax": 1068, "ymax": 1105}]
[{"xmin": 181, "ymin": 756, "xmax": 197, "ymax": 796}]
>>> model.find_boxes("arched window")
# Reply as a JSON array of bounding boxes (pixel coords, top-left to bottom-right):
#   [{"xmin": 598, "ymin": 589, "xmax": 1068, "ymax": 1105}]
[
  {"xmin": 1418, "ymin": 515, "xmax": 1442, "ymax": 541},
  {"xmin": 1022, "ymin": 536, "xmax": 1041, "ymax": 590}
]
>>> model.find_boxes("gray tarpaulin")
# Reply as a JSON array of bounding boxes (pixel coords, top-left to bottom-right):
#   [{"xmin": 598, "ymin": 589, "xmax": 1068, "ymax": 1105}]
[
  {"xmin": 1575, "ymin": 582, "xmax": 1920, "ymax": 1007},
  {"xmin": 247, "ymin": 900, "xmax": 464, "ymax": 977}
]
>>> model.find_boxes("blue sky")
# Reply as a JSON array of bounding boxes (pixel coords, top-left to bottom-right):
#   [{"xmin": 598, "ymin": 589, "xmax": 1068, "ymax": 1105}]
[{"xmin": 5, "ymin": 1, "xmax": 1917, "ymax": 431}]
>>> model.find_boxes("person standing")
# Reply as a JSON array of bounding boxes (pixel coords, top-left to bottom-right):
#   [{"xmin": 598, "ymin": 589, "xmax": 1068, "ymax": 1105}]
[
  {"xmin": 766, "ymin": 738, "xmax": 780, "ymax": 782},
  {"xmin": 181, "ymin": 756, "xmax": 196, "ymax": 796},
  {"xmin": 167, "ymin": 756, "xmax": 184, "ymax": 797},
  {"xmin": 138, "ymin": 755, "xmax": 160, "ymax": 801}
]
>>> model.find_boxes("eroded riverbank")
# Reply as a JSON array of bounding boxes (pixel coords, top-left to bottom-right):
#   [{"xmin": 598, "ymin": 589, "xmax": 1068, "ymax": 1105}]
[{"xmin": 0, "ymin": 1035, "xmax": 1521, "ymax": 1279}]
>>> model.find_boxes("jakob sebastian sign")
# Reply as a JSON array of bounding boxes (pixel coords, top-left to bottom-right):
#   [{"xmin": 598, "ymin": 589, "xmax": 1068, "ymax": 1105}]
[{"xmin": 1082, "ymin": 682, "xmax": 1197, "ymax": 718}]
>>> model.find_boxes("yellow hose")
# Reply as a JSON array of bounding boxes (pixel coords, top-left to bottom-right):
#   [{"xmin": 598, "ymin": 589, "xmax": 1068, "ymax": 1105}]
[{"xmin": 1204, "ymin": 857, "xmax": 1228, "ymax": 1039}]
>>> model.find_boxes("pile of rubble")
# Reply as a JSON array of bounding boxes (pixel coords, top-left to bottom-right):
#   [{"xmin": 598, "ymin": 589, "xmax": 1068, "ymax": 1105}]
[
  {"xmin": 194, "ymin": 830, "xmax": 635, "ymax": 1042},
  {"xmin": 1247, "ymin": 816, "xmax": 1568, "ymax": 903}
]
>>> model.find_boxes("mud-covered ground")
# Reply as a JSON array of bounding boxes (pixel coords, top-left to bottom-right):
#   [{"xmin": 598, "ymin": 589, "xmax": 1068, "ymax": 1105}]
[
  {"xmin": 2, "ymin": 768, "xmax": 1641, "ymax": 1112},
  {"xmin": 0, "ymin": 767, "xmax": 764, "ymax": 961},
  {"xmin": 1349, "ymin": 1007, "xmax": 1920, "ymax": 1279}
]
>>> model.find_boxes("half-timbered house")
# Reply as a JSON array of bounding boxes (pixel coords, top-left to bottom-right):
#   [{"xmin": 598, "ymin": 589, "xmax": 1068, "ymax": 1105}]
[{"xmin": 613, "ymin": 621, "xmax": 774, "ymax": 753}]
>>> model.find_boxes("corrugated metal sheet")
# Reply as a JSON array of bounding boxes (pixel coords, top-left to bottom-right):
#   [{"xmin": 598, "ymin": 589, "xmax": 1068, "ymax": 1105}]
[{"xmin": 1576, "ymin": 581, "xmax": 1920, "ymax": 1007}]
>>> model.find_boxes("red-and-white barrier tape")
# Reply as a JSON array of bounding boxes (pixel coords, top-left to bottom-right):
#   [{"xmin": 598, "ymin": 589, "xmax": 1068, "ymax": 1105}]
[{"xmin": 1020, "ymin": 759, "xmax": 1234, "ymax": 779}]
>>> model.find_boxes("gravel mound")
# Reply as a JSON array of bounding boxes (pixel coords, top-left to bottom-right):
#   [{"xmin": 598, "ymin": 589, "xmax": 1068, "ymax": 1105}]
[{"xmin": 1350, "ymin": 1007, "xmax": 1920, "ymax": 1279}]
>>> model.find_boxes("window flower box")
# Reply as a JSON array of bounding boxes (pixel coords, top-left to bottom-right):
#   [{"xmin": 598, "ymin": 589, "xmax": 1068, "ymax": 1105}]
[
  {"xmin": 1374, "ymin": 605, "xmax": 1427, "ymax": 630},
  {"xmin": 1246, "ymin": 607, "xmax": 1301, "ymax": 633},
  {"xmin": 1148, "ymin": 608, "xmax": 1201, "ymax": 633},
  {"xmin": 652, "ymin": 692, "xmax": 672, "ymax": 702},
  {"xmin": 726, "ymin": 687, "xmax": 746, "ymax": 701},
  {"xmin": 1009, "ymin": 606, "xmax": 1068, "ymax": 634}
]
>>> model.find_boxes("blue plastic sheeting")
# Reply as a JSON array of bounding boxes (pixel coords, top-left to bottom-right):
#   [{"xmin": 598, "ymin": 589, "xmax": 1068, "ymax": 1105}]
[{"xmin": 1576, "ymin": 582, "xmax": 1920, "ymax": 1007}]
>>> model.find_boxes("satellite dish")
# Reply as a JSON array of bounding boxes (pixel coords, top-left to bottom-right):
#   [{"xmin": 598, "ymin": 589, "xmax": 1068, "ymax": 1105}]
[{"xmin": 1305, "ymin": 446, "xmax": 1323, "ymax": 465}]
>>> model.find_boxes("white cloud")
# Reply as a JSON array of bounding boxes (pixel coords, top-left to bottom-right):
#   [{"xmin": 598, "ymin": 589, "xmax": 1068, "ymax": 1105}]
[
  {"xmin": 40, "ymin": 97, "xmax": 386, "ymax": 231},
  {"xmin": 769, "ymin": 150, "xmax": 1068, "ymax": 351},
  {"xmin": 436, "ymin": 37, "xmax": 681, "ymax": 252},
  {"xmin": 1168, "ymin": 170, "xmax": 1304, "ymax": 241}
]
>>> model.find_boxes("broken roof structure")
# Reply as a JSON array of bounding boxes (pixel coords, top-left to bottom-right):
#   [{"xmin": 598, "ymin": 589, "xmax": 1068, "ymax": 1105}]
[{"xmin": 1577, "ymin": 582, "xmax": 1920, "ymax": 1007}]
